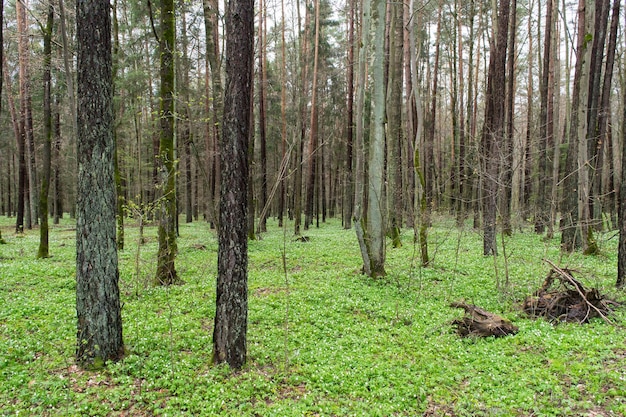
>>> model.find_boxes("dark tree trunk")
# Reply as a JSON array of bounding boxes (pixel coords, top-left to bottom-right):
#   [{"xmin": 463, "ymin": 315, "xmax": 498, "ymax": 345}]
[
  {"xmin": 257, "ymin": 2, "xmax": 268, "ymax": 233},
  {"xmin": 75, "ymin": 0, "xmax": 124, "ymax": 367},
  {"xmin": 386, "ymin": 0, "xmax": 403, "ymax": 248},
  {"xmin": 38, "ymin": 2, "xmax": 54, "ymax": 259},
  {"xmin": 561, "ymin": 0, "xmax": 587, "ymax": 252},
  {"xmin": 618, "ymin": 50, "xmax": 626, "ymax": 288},
  {"xmin": 305, "ymin": 0, "xmax": 321, "ymax": 231},
  {"xmin": 535, "ymin": 0, "xmax": 554, "ymax": 235},
  {"xmin": 112, "ymin": 0, "xmax": 124, "ymax": 250},
  {"xmin": 481, "ymin": 0, "xmax": 510, "ymax": 256},
  {"xmin": 213, "ymin": 0, "xmax": 253, "ymax": 370},
  {"xmin": 53, "ymin": 99, "xmax": 62, "ymax": 224},
  {"xmin": 278, "ymin": 0, "xmax": 287, "ymax": 228},
  {"xmin": 501, "ymin": 0, "xmax": 517, "ymax": 236},
  {"xmin": 343, "ymin": 0, "xmax": 355, "ymax": 229},
  {"xmin": 586, "ymin": 0, "xmax": 610, "ymax": 230},
  {"xmin": 0, "ymin": 0, "xmax": 3, "ymax": 244},
  {"xmin": 594, "ymin": 0, "xmax": 620, "ymax": 230},
  {"xmin": 294, "ymin": 0, "xmax": 310, "ymax": 236}
]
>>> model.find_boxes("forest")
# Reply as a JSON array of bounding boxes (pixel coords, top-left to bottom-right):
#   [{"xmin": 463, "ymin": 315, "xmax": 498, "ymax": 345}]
[{"xmin": 1, "ymin": 0, "xmax": 626, "ymax": 415}]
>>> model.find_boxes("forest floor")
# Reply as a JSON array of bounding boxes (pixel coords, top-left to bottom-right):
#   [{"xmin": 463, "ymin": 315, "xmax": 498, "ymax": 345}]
[{"xmin": 1, "ymin": 214, "xmax": 625, "ymax": 416}]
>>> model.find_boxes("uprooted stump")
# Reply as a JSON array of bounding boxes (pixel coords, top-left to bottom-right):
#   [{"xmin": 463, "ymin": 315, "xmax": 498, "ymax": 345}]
[
  {"xmin": 522, "ymin": 260, "xmax": 619, "ymax": 324},
  {"xmin": 450, "ymin": 302, "xmax": 519, "ymax": 337}
]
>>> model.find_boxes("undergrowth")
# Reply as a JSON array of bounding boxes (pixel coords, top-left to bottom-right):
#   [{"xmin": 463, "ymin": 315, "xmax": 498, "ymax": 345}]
[{"xmin": 0, "ymin": 215, "xmax": 625, "ymax": 416}]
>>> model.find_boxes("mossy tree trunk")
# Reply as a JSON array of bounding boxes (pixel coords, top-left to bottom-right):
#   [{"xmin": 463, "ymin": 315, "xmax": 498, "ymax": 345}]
[
  {"xmin": 76, "ymin": 0, "xmax": 124, "ymax": 367},
  {"xmin": 155, "ymin": 0, "xmax": 179, "ymax": 285},
  {"xmin": 386, "ymin": 0, "xmax": 403, "ymax": 249}
]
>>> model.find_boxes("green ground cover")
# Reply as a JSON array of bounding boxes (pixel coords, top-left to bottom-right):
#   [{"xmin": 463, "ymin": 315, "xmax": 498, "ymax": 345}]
[{"xmin": 0, "ymin": 215, "xmax": 625, "ymax": 416}]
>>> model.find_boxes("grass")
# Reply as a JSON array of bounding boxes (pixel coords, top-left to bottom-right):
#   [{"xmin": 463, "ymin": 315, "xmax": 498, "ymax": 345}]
[{"xmin": 0, "ymin": 214, "xmax": 625, "ymax": 416}]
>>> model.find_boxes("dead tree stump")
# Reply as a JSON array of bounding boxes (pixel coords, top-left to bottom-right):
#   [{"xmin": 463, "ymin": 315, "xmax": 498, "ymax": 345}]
[{"xmin": 450, "ymin": 302, "xmax": 519, "ymax": 337}]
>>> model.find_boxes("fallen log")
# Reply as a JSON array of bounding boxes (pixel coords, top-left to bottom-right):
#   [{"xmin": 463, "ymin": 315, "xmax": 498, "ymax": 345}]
[{"xmin": 450, "ymin": 302, "xmax": 519, "ymax": 337}]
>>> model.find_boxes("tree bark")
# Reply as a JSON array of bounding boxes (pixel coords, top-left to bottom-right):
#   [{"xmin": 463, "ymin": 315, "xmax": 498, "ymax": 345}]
[
  {"xmin": 305, "ymin": 0, "xmax": 321, "ymax": 231},
  {"xmin": 386, "ymin": 0, "xmax": 403, "ymax": 248},
  {"xmin": 4, "ymin": 53, "xmax": 26, "ymax": 234},
  {"xmin": 76, "ymin": 0, "xmax": 124, "ymax": 367},
  {"xmin": 365, "ymin": 0, "xmax": 387, "ymax": 276},
  {"xmin": 278, "ymin": 0, "xmax": 288, "ymax": 227},
  {"xmin": 38, "ymin": 2, "xmax": 54, "ymax": 259},
  {"xmin": 257, "ymin": 0, "xmax": 268, "ymax": 233},
  {"xmin": 17, "ymin": 0, "xmax": 36, "ymax": 229},
  {"xmin": 618, "ymin": 20, "xmax": 626, "ymax": 287},
  {"xmin": 501, "ymin": 0, "xmax": 517, "ymax": 236},
  {"xmin": 481, "ymin": 0, "xmax": 510, "ymax": 256},
  {"xmin": 203, "ymin": 0, "xmax": 223, "ymax": 228},
  {"xmin": 213, "ymin": 0, "xmax": 253, "ymax": 370},
  {"xmin": 112, "ymin": 0, "xmax": 125, "ymax": 250},
  {"xmin": 561, "ymin": 0, "xmax": 588, "ymax": 252},
  {"xmin": 155, "ymin": 0, "xmax": 179, "ymax": 285}
]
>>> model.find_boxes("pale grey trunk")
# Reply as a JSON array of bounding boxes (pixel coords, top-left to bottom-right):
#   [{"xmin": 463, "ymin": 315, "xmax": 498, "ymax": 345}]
[{"xmin": 366, "ymin": 0, "xmax": 387, "ymax": 276}]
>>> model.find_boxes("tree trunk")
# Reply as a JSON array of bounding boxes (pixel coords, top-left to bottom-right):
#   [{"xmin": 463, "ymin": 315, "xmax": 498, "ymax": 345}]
[
  {"xmin": 0, "ymin": 0, "xmax": 3, "ymax": 245},
  {"xmin": 112, "ymin": 0, "xmax": 125, "ymax": 250},
  {"xmin": 53, "ymin": 100, "xmax": 62, "ymax": 224},
  {"xmin": 294, "ymin": 0, "xmax": 310, "ymax": 236},
  {"xmin": 618, "ymin": 27, "xmax": 626, "ymax": 287},
  {"xmin": 257, "ymin": 0, "xmax": 268, "ymax": 233},
  {"xmin": 203, "ymin": 0, "xmax": 222, "ymax": 228},
  {"xmin": 561, "ymin": 0, "xmax": 588, "ymax": 252},
  {"xmin": 38, "ymin": 2, "xmax": 54, "ymax": 259},
  {"xmin": 595, "ymin": 0, "xmax": 620, "ymax": 230},
  {"xmin": 155, "ymin": 0, "xmax": 179, "ymax": 285},
  {"xmin": 278, "ymin": 0, "xmax": 288, "ymax": 228},
  {"xmin": 76, "ymin": 0, "xmax": 124, "ymax": 367},
  {"xmin": 365, "ymin": 0, "xmax": 387, "ymax": 277},
  {"xmin": 501, "ymin": 0, "xmax": 517, "ymax": 236},
  {"xmin": 586, "ymin": 0, "xmax": 610, "ymax": 231},
  {"xmin": 4, "ymin": 54, "xmax": 26, "ymax": 234},
  {"xmin": 386, "ymin": 0, "xmax": 403, "ymax": 248},
  {"xmin": 17, "ymin": 0, "xmax": 37, "ymax": 229},
  {"xmin": 343, "ymin": 0, "xmax": 355, "ymax": 230},
  {"xmin": 534, "ymin": 0, "xmax": 554, "ymax": 234},
  {"xmin": 481, "ymin": 0, "xmax": 510, "ymax": 256},
  {"xmin": 305, "ymin": 0, "xmax": 321, "ymax": 231},
  {"xmin": 180, "ymin": 5, "xmax": 193, "ymax": 225},
  {"xmin": 213, "ymin": 0, "xmax": 253, "ymax": 370}
]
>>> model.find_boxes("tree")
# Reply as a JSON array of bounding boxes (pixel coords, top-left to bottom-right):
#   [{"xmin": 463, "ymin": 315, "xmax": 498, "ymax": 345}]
[
  {"xmin": 364, "ymin": 0, "xmax": 387, "ymax": 276},
  {"xmin": 17, "ymin": 0, "xmax": 38, "ymax": 229},
  {"xmin": 304, "ymin": 0, "xmax": 321, "ymax": 231},
  {"xmin": 386, "ymin": 0, "xmax": 403, "ymax": 249},
  {"xmin": 537, "ymin": 0, "xmax": 553, "ymax": 236},
  {"xmin": 203, "ymin": 0, "xmax": 223, "ymax": 227},
  {"xmin": 481, "ymin": 0, "xmax": 510, "ymax": 256},
  {"xmin": 257, "ymin": 0, "xmax": 268, "ymax": 233},
  {"xmin": 213, "ymin": 0, "xmax": 253, "ymax": 369},
  {"xmin": 75, "ymin": 0, "xmax": 124, "ymax": 367},
  {"xmin": 617, "ymin": 8, "xmax": 626, "ymax": 288},
  {"xmin": 561, "ymin": 0, "xmax": 592, "ymax": 252},
  {"xmin": 0, "ymin": 0, "xmax": 4, "ymax": 244},
  {"xmin": 342, "ymin": 0, "xmax": 355, "ymax": 230},
  {"xmin": 155, "ymin": 0, "xmax": 179, "ymax": 285},
  {"xmin": 38, "ymin": 1, "xmax": 54, "ymax": 259}
]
